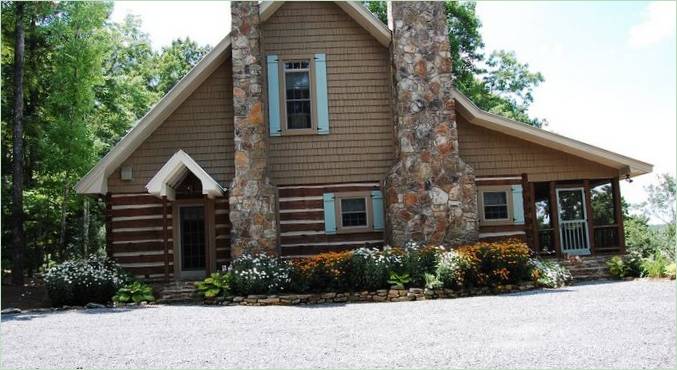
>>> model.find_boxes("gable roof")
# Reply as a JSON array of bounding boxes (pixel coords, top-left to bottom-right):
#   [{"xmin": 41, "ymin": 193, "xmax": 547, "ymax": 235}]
[
  {"xmin": 146, "ymin": 150, "xmax": 224, "ymax": 200},
  {"xmin": 451, "ymin": 88, "xmax": 653, "ymax": 178},
  {"xmin": 76, "ymin": 1, "xmax": 390, "ymax": 195},
  {"xmin": 77, "ymin": 2, "xmax": 651, "ymax": 196}
]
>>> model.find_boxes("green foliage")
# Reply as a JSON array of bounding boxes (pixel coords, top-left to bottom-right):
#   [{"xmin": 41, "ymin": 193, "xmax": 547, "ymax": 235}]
[
  {"xmin": 423, "ymin": 273, "xmax": 443, "ymax": 290},
  {"xmin": 44, "ymin": 255, "xmax": 130, "ymax": 306},
  {"xmin": 195, "ymin": 272, "xmax": 232, "ymax": 299},
  {"xmin": 665, "ymin": 263, "xmax": 676, "ymax": 280},
  {"xmin": 153, "ymin": 38, "xmax": 210, "ymax": 94},
  {"xmin": 112, "ymin": 281, "xmax": 155, "ymax": 304},
  {"xmin": 641, "ymin": 254, "xmax": 670, "ymax": 278},
  {"xmin": 1, "ymin": 4, "xmax": 212, "ymax": 273},
  {"xmin": 435, "ymin": 250, "xmax": 469, "ymax": 290},
  {"xmin": 400, "ymin": 243, "xmax": 440, "ymax": 286},
  {"xmin": 348, "ymin": 247, "xmax": 403, "ymax": 291},
  {"xmin": 607, "ymin": 256, "xmax": 628, "ymax": 279},
  {"xmin": 387, "ymin": 271, "xmax": 411, "ymax": 289}
]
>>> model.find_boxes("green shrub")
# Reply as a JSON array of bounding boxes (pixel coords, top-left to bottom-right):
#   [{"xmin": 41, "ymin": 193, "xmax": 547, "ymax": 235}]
[
  {"xmin": 387, "ymin": 272, "xmax": 411, "ymax": 289},
  {"xmin": 529, "ymin": 258, "xmax": 571, "ymax": 288},
  {"xmin": 44, "ymin": 255, "xmax": 131, "ymax": 306},
  {"xmin": 348, "ymin": 247, "xmax": 403, "ymax": 291},
  {"xmin": 112, "ymin": 281, "xmax": 155, "ymax": 304},
  {"xmin": 228, "ymin": 252, "xmax": 292, "ymax": 295},
  {"xmin": 641, "ymin": 253, "xmax": 670, "ymax": 278},
  {"xmin": 195, "ymin": 272, "xmax": 231, "ymax": 298},
  {"xmin": 423, "ymin": 273, "xmax": 443, "ymax": 289},
  {"xmin": 435, "ymin": 250, "xmax": 469, "ymax": 290},
  {"xmin": 665, "ymin": 263, "xmax": 676, "ymax": 279},
  {"xmin": 400, "ymin": 242, "xmax": 440, "ymax": 286},
  {"xmin": 607, "ymin": 256, "xmax": 628, "ymax": 279}
]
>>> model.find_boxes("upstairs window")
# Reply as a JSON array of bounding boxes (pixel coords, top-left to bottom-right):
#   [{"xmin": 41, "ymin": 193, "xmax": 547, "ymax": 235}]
[{"xmin": 283, "ymin": 60, "xmax": 313, "ymax": 131}]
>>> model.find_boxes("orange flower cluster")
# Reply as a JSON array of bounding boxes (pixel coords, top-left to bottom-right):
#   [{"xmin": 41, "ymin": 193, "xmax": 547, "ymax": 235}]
[{"xmin": 456, "ymin": 239, "xmax": 532, "ymax": 286}]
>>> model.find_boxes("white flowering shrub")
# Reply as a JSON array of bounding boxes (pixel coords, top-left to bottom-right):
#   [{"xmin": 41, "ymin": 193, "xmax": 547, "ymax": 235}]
[
  {"xmin": 435, "ymin": 250, "xmax": 468, "ymax": 290},
  {"xmin": 529, "ymin": 258, "xmax": 572, "ymax": 288},
  {"xmin": 228, "ymin": 252, "xmax": 292, "ymax": 295},
  {"xmin": 349, "ymin": 246, "xmax": 403, "ymax": 290},
  {"xmin": 44, "ymin": 255, "xmax": 131, "ymax": 306}
]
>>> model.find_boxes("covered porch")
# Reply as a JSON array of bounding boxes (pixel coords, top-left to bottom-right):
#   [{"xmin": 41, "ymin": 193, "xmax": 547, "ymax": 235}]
[{"xmin": 524, "ymin": 177, "xmax": 625, "ymax": 258}]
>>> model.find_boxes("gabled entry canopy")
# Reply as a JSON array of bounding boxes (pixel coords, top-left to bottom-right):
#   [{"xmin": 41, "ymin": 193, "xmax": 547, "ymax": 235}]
[{"xmin": 146, "ymin": 150, "xmax": 224, "ymax": 200}]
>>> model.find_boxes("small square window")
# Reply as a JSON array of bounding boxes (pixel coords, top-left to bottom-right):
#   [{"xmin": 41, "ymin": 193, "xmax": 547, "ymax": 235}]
[
  {"xmin": 340, "ymin": 198, "xmax": 367, "ymax": 228},
  {"xmin": 483, "ymin": 191, "xmax": 508, "ymax": 220}
]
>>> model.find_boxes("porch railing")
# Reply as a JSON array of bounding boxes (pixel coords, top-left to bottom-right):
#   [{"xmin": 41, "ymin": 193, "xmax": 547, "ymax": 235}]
[
  {"xmin": 560, "ymin": 220, "xmax": 589, "ymax": 255},
  {"xmin": 593, "ymin": 224, "xmax": 621, "ymax": 254}
]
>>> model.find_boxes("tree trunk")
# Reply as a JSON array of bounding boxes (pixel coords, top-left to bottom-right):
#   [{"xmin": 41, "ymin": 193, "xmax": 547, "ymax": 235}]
[
  {"xmin": 11, "ymin": 2, "xmax": 26, "ymax": 286},
  {"xmin": 58, "ymin": 184, "xmax": 69, "ymax": 259},
  {"xmin": 83, "ymin": 197, "xmax": 90, "ymax": 256}
]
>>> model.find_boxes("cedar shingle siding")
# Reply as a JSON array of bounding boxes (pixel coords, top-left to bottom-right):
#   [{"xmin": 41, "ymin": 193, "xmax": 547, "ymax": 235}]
[
  {"xmin": 262, "ymin": 2, "xmax": 394, "ymax": 185},
  {"xmin": 456, "ymin": 115, "xmax": 618, "ymax": 181},
  {"xmin": 107, "ymin": 61, "xmax": 234, "ymax": 193}
]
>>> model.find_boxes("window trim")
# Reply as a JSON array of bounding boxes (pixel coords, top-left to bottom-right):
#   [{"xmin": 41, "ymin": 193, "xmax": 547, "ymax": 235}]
[
  {"xmin": 478, "ymin": 186, "xmax": 514, "ymax": 225},
  {"xmin": 334, "ymin": 191, "xmax": 374, "ymax": 233},
  {"xmin": 279, "ymin": 56, "xmax": 317, "ymax": 136}
]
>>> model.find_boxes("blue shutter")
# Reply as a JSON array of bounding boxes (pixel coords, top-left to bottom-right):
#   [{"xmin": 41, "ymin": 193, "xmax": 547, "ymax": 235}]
[
  {"xmin": 371, "ymin": 190, "xmax": 385, "ymax": 231},
  {"xmin": 314, "ymin": 53, "xmax": 330, "ymax": 135},
  {"xmin": 267, "ymin": 54, "xmax": 281, "ymax": 137},
  {"xmin": 511, "ymin": 185, "xmax": 525, "ymax": 224},
  {"xmin": 323, "ymin": 193, "xmax": 336, "ymax": 234}
]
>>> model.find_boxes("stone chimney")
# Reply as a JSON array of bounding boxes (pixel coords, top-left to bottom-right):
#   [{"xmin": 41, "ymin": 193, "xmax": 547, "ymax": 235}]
[
  {"xmin": 384, "ymin": 1, "xmax": 478, "ymax": 246},
  {"xmin": 229, "ymin": 1, "xmax": 279, "ymax": 256}
]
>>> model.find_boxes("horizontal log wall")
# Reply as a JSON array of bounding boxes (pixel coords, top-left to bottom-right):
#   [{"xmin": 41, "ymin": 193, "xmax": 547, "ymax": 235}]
[
  {"xmin": 278, "ymin": 182, "xmax": 385, "ymax": 256},
  {"xmin": 110, "ymin": 194, "xmax": 172, "ymax": 280},
  {"xmin": 109, "ymin": 193, "xmax": 231, "ymax": 280}
]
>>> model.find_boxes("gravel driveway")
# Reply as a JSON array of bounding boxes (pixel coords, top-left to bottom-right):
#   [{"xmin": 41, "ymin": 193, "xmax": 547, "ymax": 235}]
[{"xmin": 2, "ymin": 280, "xmax": 674, "ymax": 369}]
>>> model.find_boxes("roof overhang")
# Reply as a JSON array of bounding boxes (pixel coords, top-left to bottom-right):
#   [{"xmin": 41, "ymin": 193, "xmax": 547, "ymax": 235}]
[
  {"xmin": 452, "ymin": 88, "xmax": 653, "ymax": 178},
  {"xmin": 146, "ymin": 150, "xmax": 224, "ymax": 200}
]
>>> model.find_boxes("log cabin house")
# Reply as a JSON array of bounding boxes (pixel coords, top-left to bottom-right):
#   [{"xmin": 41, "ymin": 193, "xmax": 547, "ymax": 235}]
[{"xmin": 76, "ymin": 1, "xmax": 652, "ymax": 281}]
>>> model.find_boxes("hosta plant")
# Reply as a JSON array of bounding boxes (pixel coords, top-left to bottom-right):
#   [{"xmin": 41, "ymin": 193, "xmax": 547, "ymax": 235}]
[
  {"xmin": 387, "ymin": 271, "xmax": 411, "ymax": 289},
  {"xmin": 195, "ymin": 272, "xmax": 231, "ymax": 298},
  {"xmin": 112, "ymin": 281, "xmax": 155, "ymax": 304}
]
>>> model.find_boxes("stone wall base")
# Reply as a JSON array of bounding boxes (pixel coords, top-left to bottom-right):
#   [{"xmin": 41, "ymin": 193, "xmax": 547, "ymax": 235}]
[{"xmin": 208, "ymin": 282, "xmax": 537, "ymax": 306}]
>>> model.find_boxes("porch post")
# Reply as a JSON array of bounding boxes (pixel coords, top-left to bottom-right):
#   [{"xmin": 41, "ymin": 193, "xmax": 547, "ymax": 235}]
[
  {"xmin": 583, "ymin": 180, "xmax": 595, "ymax": 254},
  {"xmin": 520, "ymin": 174, "xmax": 535, "ymax": 252},
  {"xmin": 162, "ymin": 195, "xmax": 169, "ymax": 282},
  {"xmin": 205, "ymin": 197, "xmax": 216, "ymax": 274},
  {"xmin": 528, "ymin": 181, "xmax": 540, "ymax": 254},
  {"xmin": 105, "ymin": 192, "xmax": 113, "ymax": 257},
  {"xmin": 549, "ymin": 182, "xmax": 562, "ymax": 258},
  {"xmin": 612, "ymin": 177, "xmax": 626, "ymax": 254}
]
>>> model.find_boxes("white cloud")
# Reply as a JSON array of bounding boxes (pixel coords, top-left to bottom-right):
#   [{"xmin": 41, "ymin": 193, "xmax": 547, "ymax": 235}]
[{"xmin": 627, "ymin": 1, "xmax": 676, "ymax": 48}]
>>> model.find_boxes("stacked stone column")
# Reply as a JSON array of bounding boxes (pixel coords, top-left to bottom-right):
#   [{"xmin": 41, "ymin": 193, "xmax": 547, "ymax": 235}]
[
  {"xmin": 229, "ymin": 1, "xmax": 278, "ymax": 256},
  {"xmin": 385, "ymin": 1, "xmax": 478, "ymax": 246}
]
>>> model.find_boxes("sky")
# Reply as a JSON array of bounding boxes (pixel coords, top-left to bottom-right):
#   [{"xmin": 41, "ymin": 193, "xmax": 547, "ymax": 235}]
[{"xmin": 111, "ymin": 1, "xmax": 676, "ymax": 219}]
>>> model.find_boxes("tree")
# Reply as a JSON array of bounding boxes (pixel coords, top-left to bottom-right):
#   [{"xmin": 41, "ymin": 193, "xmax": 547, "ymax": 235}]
[
  {"xmin": 11, "ymin": 1, "xmax": 25, "ymax": 285},
  {"xmin": 362, "ymin": 0, "xmax": 546, "ymax": 127},
  {"xmin": 153, "ymin": 38, "xmax": 210, "ymax": 95},
  {"xmin": 639, "ymin": 173, "xmax": 676, "ymax": 226}
]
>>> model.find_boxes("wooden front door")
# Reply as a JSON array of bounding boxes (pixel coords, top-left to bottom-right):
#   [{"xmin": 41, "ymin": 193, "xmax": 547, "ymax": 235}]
[
  {"xmin": 556, "ymin": 188, "xmax": 591, "ymax": 256},
  {"xmin": 177, "ymin": 205, "xmax": 207, "ymax": 279}
]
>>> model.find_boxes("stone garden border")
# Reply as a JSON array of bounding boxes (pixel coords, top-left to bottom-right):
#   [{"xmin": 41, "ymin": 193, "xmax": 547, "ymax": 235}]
[{"xmin": 208, "ymin": 282, "xmax": 538, "ymax": 306}]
